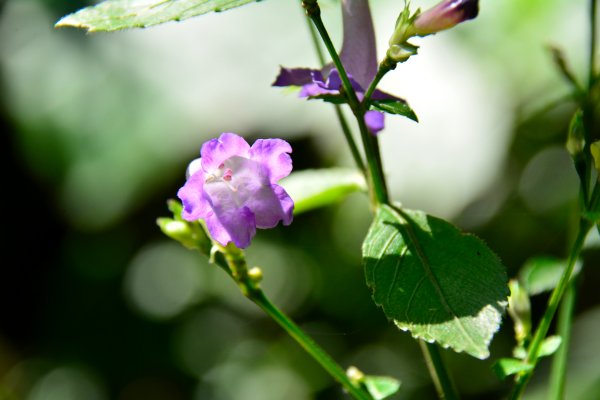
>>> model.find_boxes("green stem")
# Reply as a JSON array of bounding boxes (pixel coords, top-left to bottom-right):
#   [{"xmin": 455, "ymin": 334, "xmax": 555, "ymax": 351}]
[
  {"xmin": 305, "ymin": 15, "xmax": 367, "ymax": 173},
  {"xmin": 251, "ymin": 290, "xmax": 372, "ymax": 400},
  {"xmin": 419, "ymin": 341, "xmax": 460, "ymax": 400},
  {"xmin": 303, "ymin": 0, "xmax": 389, "ymax": 205},
  {"xmin": 363, "ymin": 57, "xmax": 395, "ymax": 104},
  {"xmin": 548, "ymin": 281, "xmax": 577, "ymax": 400},
  {"xmin": 509, "ymin": 220, "xmax": 592, "ymax": 400},
  {"xmin": 217, "ymin": 245, "xmax": 372, "ymax": 400}
]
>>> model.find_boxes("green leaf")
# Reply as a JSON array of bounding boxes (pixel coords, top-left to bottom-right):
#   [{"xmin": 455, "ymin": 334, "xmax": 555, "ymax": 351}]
[
  {"xmin": 538, "ymin": 335, "xmax": 562, "ymax": 358},
  {"xmin": 279, "ymin": 168, "xmax": 366, "ymax": 215},
  {"xmin": 362, "ymin": 375, "xmax": 401, "ymax": 400},
  {"xmin": 55, "ymin": 0, "xmax": 259, "ymax": 32},
  {"xmin": 519, "ymin": 256, "xmax": 582, "ymax": 296},
  {"xmin": 309, "ymin": 94, "xmax": 347, "ymax": 105},
  {"xmin": 362, "ymin": 205, "xmax": 508, "ymax": 359},
  {"xmin": 507, "ymin": 279, "xmax": 531, "ymax": 345},
  {"xmin": 582, "ymin": 211, "xmax": 600, "ymax": 223},
  {"xmin": 492, "ymin": 358, "xmax": 533, "ymax": 380},
  {"xmin": 370, "ymin": 100, "xmax": 418, "ymax": 122}
]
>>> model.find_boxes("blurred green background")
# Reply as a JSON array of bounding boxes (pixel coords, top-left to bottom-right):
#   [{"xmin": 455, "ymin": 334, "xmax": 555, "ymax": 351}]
[{"xmin": 1, "ymin": 0, "xmax": 600, "ymax": 398}]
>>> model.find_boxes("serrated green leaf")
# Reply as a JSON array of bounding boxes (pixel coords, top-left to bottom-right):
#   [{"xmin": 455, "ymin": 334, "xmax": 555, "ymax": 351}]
[
  {"xmin": 519, "ymin": 256, "xmax": 582, "ymax": 296},
  {"xmin": 362, "ymin": 205, "xmax": 508, "ymax": 359},
  {"xmin": 493, "ymin": 358, "xmax": 533, "ymax": 380},
  {"xmin": 55, "ymin": 0, "xmax": 259, "ymax": 32},
  {"xmin": 370, "ymin": 100, "xmax": 418, "ymax": 122},
  {"xmin": 279, "ymin": 168, "xmax": 366, "ymax": 215},
  {"xmin": 362, "ymin": 375, "xmax": 401, "ymax": 400}
]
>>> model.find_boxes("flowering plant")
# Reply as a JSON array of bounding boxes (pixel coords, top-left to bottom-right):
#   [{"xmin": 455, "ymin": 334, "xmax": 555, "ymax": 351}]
[{"xmin": 50, "ymin": 0, "xmax": 600, "ymax": 399}]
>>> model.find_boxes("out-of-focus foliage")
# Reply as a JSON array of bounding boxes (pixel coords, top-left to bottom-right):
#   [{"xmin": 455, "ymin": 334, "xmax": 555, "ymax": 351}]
[{"xmin": 1, "ymin": 0, "xmax": 600, "ymax": 399}]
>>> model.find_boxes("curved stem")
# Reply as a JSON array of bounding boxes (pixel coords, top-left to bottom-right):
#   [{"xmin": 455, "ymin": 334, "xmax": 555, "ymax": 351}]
[
  {"xmin": 509, "ymin": 220, "xmax": 591, "ymax": 400},
  {"xmin": 303, "ymin": 0, "xmax": 389, "ymax": 205},
  {"xmin": 251, "ymin": 290, "xmax": 372, "ymax": 400},
  {"xmin": 305, "ymin": 15, "xmax": 367, "ymax": 173},
  {"xmin": 419, "ymin": 341, "xmax": 460, "ymax": 400},
  {"xmin": 363, "ymin": 58, "xmax": 395, "ymax": 104},
  {"xmin": 216, "ymin": 244, "xmax": 373, "ymax": 400}
]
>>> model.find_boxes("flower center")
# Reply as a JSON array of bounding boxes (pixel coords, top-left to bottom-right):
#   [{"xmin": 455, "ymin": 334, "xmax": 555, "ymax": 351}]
[{"xmin": 205, "ymin": 163, "xmax": 236, "ymax": 191}]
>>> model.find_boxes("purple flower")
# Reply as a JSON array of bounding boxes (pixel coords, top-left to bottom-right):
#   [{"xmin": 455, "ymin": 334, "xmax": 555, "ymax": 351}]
[
  {"xmin": 177, "ymin": 133, "xmax": 294, "ymax": 249},
  {"xmin": 272, "ymin": 0, "xmax": 403, "ymax": 135},
  {"xmin": 413, "ymin": 0, "xmax": 479, "ymax": 36}
]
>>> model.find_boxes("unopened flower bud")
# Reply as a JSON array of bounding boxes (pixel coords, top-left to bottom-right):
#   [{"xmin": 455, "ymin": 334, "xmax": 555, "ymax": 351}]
[{"xmin": 413, "ymin": 0, "xmax": 479, "ymax": 36}]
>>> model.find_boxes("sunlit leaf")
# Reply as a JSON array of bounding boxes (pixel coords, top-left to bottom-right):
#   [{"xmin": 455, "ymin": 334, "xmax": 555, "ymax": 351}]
[
  {"xmin": 280, "ymin": 168, "xmax": 366, "ymax": 215},
  {"xmin": 538, "ymin": 335, "xmax": 562, "ymax": 358},
  {"xmin": 362, "ymin": 205, "xmax": 508, "ymax": 359},
  {"xmin": 55, "ymin": 0, "xmax": 259, "ymax": 32},
  {"xmin": 493, "ymin": 358, "xmax": 533, "ymax": 380},
  {"xmin": 370, "ymin": 100, "xmax": 418, "ymax": 122},
  {"xmin": 362, "ymin": 375, "xmax": 401, "ymax": 400},
  {"xmin": 519, "ymin": 256, "xmax": 581, "ymax": 296}
]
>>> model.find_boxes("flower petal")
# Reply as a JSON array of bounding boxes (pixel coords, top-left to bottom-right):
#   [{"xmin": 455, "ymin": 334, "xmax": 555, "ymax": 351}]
[
  {"xmin": 414, "ymin": 0, "xmax": 479, "ymax": 36},
  {"xmin": 339, "ymin": 0, "xmax": 378, "ymax": 89},
  {"xmin": 371, "ymin": 89, "xmax": 406, "ymax": 102},
  {"xmin": 177, "ymin": 171, "xmax": 211, "ymax": 221},
  {"xmin": 200, "ymin": 132, "xmax": 250, "ymax": 172},
  {"xmin": 249, "ymin": 138, "xmax": 293, "ymax": 183},
  {"xmin": 245, "ymin": 184, "xmax": 294, "ymax": 229},
  {"xmin": 205, "ymin": 207, "xmax": 256, "ymax": 248},
  {"xmin": 272, "ymin": 67, "xmax": 319, "ymax": 87},
  {"xmin": 365, "ymin": 110, "xmax": 385, "ymax": 135}
]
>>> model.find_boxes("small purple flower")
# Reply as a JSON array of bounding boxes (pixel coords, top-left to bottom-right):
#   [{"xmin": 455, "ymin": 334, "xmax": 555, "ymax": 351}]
[
  {"xmin": 177, "ymin": 133, "xmax": 294, "ymax": 249},
  {"xmin": 413, "ymin": 0, "xmax": 479, "ymax": 36},
  {"xmin": 273, "ymin": 0, "xmax": 404, "ymax": 135}
]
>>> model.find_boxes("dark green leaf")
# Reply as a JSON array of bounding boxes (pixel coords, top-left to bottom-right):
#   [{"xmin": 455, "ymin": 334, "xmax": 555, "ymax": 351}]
[
  {"xmin": 279, "ymin": 168, "xmax": 366, "ymax": 215},
  {"xmin": 370, "ymin": 100, "xmax": 418, "ymax": 122},
  {"xmin": 493, "ymin": 358, "xmax": 533, "ymax": 380},
  {"xmin": 309, "ymin": 94, "xmax": 347, "ymax": 105},
  {"xmin": 582, "ymin": 211, "xmax": 600, "ymax": 223},
  {"xmin": 519, "ymin": 256, "xmax": 581, "ymax": 296},
  {"xmin": 362, "ymin": 205, "xmax": 508, "ymax": 359},
  {"xmin": 55, "ymin": 0, "xmax": 259, "ymax": 32}
]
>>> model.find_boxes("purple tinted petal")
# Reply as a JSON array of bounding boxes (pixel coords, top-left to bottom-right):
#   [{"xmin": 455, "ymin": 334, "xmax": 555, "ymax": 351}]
[
  {"xmin": 249, "ymin": 138, "xmax": 293, "ymax": 183},
  {"xmin": 371, "ymin": 89, "xmax": 405, "ymax": 102},
  {"xmin": 177, "ymin": 171, "xmax": 211, "ymax": 221},
  {"xmin": 325, "ymin": 69, "xmax": 343, "ymax": 91},
  {"xmin": 274, "ymin": 184, "xmax": 294, "ymax": 226},
  {"xmin": 327, "ymin": 69, "xmax": 366, "ymax": 93},
  {"xmin": 339, "ymin": 0, "xmax": 378, "ymax": 89},
  {"xmin": 205, "ymin": 207, "xmax": 256, "ymax": 248},
  {"xmin": 203, "ymin": 177, "xmax": 258, "ymax": 248},
  {"xmin": 246, "ymin": 184, "xmax": 294, "ymax": 229},
  {"xmin": 200, "ymin": 132, "xmax": 250, "ymax": 172},
  {"xmin": 365, "ymin": 110, "xmax": 385, "ymax": 135},
  {"xmin": 414, "ymin": 0, "xmax": 479, "ymax": 36},
  {"xmin": 299, "ymin": 83, "xmax": 339, "ymax": 97},
  {"xmin": 272, "ymin": 67, "xmax": 319, "ymax": 87}
]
